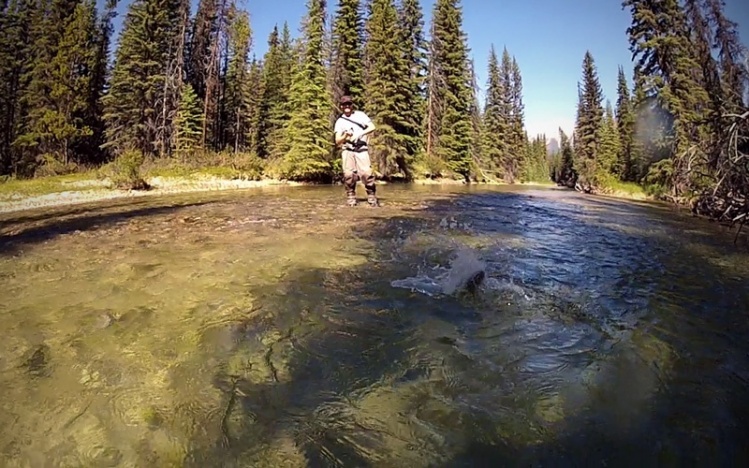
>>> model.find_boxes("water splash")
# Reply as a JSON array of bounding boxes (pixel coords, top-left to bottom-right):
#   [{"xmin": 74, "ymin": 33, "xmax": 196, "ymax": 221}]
[
  {"xmin": 483, "ymin": 277, "xmax": 532, "ymax": 301},
  {"xmin": 391, "ymin": 247, "xmax": 487, "ymax": 297},
  {"xmin": 441, "ymin": 248, "xmax": 486, "ymax": 295}
]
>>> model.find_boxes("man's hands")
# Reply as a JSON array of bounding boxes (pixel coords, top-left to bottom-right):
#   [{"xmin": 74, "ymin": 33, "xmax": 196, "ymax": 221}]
[
  {"xmin": 335, "ymin": 129, "xmax": 353, "ymax": 146},
  {"xmin": 336, "ymin": 124, "xmax": 375, "ymax": 147}
]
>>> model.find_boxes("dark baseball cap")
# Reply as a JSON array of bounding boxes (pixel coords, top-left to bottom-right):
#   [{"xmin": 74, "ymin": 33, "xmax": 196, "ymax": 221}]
[{"xmin": 340, "ymin": 95, "xmax": 353, "ymax": 105}]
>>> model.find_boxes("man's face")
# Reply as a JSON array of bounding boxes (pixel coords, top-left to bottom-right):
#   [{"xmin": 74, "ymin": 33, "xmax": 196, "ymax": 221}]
[{"xmin": 341, "ymin": 101, "xmax": 353, "ymax": 116}]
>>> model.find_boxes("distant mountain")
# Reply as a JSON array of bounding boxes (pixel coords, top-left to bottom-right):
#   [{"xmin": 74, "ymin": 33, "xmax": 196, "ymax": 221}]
[{"xmin": 546, "ymin": 137, "xmax": 559, "ymax": 155}]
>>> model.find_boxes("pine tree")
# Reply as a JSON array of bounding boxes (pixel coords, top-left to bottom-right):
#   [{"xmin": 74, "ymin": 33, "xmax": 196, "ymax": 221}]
[
  {"xmin": 15, "ymin": 0, "xmax": 99, "ymax": 167},
  {"xmin": 509, "ymin": 56, "xmax": 526, "ymax": 176},
  {"xmin": 429, "ymin": 0, "xmax": 472, "ymax": 179},
  {"xmin": 258, "ymin": 26, "xmax": 282, "ymax": 159},
  {"xmin": 0, "ymin": 0, "xmax": 12, "ymax": 171},
  {"xmin": 683, "ymin": 0, "xmax": 722, "ymax": 167},
  {"xmin": 280, "ymin": 23, "xmax": 295, "ymax": 85},
  {"xmin": 705, "ymin": 0, "xmax": 748, "ymax": 113},
  {"xmin": 481, "ymin": 45, "xmax": 504, "ymax": 176},
  {"xmin": 156, "ymin": 0, "xmax": 190, "ymax": 157},
  {"xmin": 186, "ymin": 0, "xmax": 217, "ymax": 101},
  {"xmin": 83, "ymin": 0, "xmax": 119, "ymax": 166},
  {"xmin": 49, "ymin": 0, "xmax": 99, "ymax": 164},
  {"xmin": 467, "ymin": 57, "xmax": 483, "ymax": 177},
  {"xmin": 573, "ymin": 50, "xmax": 604, "ymax": 188},
  {"xmin": 623, "ymin": 0, "xmax": 710, "ymax": 195},
  {"xmin": 0, "ymin": 0, "xmax": 35, "ymax": 175},
  {"xmin": 596, "ymin": 100, "xmax": 621, "ymax": 177},
  {"xmin": 13, "ymin": 0, "xmax": 57, "ymax": 169},
  {"xmin": 200, "ymin": 0, "xmax": 231, "ymax": 151},
  {"xmin": 397, "ymin": 0, "xmax": 427, "ymax": 161},
  {"xmin": 363, "ymin": 0, "xmax": 408, "ymax": 177},
  {"xmin": 174, "ymin": 83, "xmax": 203, "ymax": 155},
  {"xmin": 572, "ymin": 81, "xmax": 583, "ymax": 161},
  {"xmin": 556, "ymin": 128, "xmax": 576, "ymax": 187},
  {"xmin": 523, "ymin": 133, "xmax": 550, "ymax": 182},
  {"xmin": 280, "ymin": 0, "xmax": 333, "ymax": 181},
  {"xmin": 260, "ymin": 22, "xmax": 294, "ymax": 160},
  {"xmin": 498, "ymin": 47, "xmax": 514, "ymax": 180},
  {"xmin": 330, "ymin": 0, "xmax": 365, "ymax": 107},
  {"xmin": 690, "ymin": 0, "xmax": 748, "ymax": 222},
  {"xmin": 244, "ymin": 58, "xmax": 265, "ymax": 157},
  {"xmin": 102, "ymin": 0, "xmax": 185, "ymax": 156},
  {"xmin": 223, "ymin": 4, "xmax": 252, "ymax": 152},
  {"xmin": 615, "ymin": 66, "xmax": 634, "ymax": 180},
  {"xmin": 424, "ymin": 16, "xmax": 441, "ymax": 160}
]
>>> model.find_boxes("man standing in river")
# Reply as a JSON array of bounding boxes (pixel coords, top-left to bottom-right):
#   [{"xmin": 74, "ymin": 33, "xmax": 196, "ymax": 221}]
[{"xmin": 334, "ymin": 95, "xmax": 378, "ymax": 207}]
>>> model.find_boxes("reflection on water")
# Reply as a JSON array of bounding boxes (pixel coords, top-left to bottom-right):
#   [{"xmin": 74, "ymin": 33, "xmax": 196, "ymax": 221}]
[{"xmin": 1, "ymin": 185, "xmax": 748, "ymax": 467}]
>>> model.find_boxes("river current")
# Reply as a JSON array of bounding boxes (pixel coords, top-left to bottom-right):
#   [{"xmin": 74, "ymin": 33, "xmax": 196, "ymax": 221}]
[{"xmin": 1, "ymin": 184, "xmax": 747, "ymax": 467}]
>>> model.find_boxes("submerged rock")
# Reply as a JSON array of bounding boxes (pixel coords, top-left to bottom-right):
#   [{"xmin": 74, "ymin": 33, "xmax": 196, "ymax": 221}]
[
  {"xmin": 94, "ymin": 312, "xmax": 118, "ymax": 330},
  {"xmin": 22, "ymin": 343, "xmax": 50, "ymax": 377}
]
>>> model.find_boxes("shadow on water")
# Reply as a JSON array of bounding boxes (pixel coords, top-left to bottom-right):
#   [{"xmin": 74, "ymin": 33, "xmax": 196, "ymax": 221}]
[
  {"xmin": 0, "ymin": 185, "xmax": 334, "ymax": 254},
  {"xmin": 0, "ymin": 199, "xmax": 219, "ymax": 255},
  {"xmin": 1, "ymin": 185, "xmax": 748, "ymax": 467},
  {"xmin": 175, "ymin": 188, "xmax": 749, "ymax": 467}
]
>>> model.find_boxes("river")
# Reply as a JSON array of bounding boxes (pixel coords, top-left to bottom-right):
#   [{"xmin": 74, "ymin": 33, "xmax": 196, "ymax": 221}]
[{"xmin": 1, "ymin": 184, "xmax": 747, "ymax": 467}]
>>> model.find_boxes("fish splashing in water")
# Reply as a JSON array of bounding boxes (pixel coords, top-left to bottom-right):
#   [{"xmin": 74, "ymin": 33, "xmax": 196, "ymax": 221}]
[{"xmin": 391, "ymin": 247, "xmax": 488, "ymax": 297}]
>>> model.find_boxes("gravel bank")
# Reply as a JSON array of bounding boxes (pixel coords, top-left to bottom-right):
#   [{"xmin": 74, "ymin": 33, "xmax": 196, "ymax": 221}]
[{"xmin": 0, "ymin": 176, "xmax": 307, "ymax": 215}]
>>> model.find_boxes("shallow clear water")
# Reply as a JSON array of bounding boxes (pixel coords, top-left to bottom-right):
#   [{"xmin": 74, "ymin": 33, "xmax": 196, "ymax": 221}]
[{"xmin": 1, "ymin": 184, "xmax": 748, "ymax": 467}]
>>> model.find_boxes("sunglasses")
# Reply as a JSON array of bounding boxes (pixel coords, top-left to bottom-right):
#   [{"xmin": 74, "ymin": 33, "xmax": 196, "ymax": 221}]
[{"xmin": 341, "ymin": 102, "xmax": 353, "ymax": 107}]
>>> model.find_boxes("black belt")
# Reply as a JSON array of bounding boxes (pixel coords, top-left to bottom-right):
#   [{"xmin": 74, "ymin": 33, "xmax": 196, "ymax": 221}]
[{"xmin": 344, "ymin": 141, "xmax": 368, "ymax": 152}]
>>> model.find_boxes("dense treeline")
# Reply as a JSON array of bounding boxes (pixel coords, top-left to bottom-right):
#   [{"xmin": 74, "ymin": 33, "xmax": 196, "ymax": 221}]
[
  {"xmin": 0, "ymin": 0, "xmax": 540, "ymax": 184},
  {"xmin": 0, "ymin": 0, "xmax": 747, "ymax": 226},
  {"xmin": 549, "ymin": 0, "xmax": 748, "ymax": 229}
]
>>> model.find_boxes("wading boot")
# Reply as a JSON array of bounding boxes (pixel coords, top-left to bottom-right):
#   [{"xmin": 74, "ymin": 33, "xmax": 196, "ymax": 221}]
[
  {"xmin": 367, "ymin": 193, "xmax": 379, "ymax": 207},
  {"xmin": 347, "ymin": 193, "xmax": 357, "ymax": 207}
]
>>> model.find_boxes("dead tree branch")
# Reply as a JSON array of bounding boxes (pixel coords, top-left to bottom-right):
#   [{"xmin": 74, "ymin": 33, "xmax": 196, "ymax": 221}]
[{"xmin": 692, "ymin": 110, "xmax": 749, "ymax": 241}]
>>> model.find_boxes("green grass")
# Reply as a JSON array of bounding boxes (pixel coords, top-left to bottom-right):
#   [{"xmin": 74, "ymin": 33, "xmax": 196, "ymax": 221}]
[
  {"xmin": 591, "ymin": 172, "xmax": 650, "ymax": 199},
  {"xmin": 520, "ymin": 179, "xmax": 555, "ymax": 186},
  {"xmin": 141, "ymin": 154, "xmax": 265, "ymax": 181},
  {"xmin": 142, "ymin": 165, "xmax": 195, "ymax": 178},
  {"xmin": 0, "ymin": 172, "xmax": 104, "ymax": 200},
  {"xmin": 144, "ymin": 166, "xmax": 264, "ymax": 181},
  {"xmin": 0, "ymin": 158, "xmax": 268, "ymax": 202},
  {"xmin": 606, "ymin": 179, "xmax": 647, "ymax": 196}
]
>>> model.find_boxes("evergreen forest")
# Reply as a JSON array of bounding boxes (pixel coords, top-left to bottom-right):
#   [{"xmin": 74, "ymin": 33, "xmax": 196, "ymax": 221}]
[{"xmin": 0, "ymin": 0, "xmax": 747, "ymax": 227}]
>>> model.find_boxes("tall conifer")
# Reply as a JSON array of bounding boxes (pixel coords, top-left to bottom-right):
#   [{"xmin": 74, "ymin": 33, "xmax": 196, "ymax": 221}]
[
  {"xmin": 428, "ymin": 0, "xmax": 472, "ymax": 179},
  {"xmin": 482, "ymin": 46, "xmax": 504, "ymax": 175},
  {"xmin": 363, "ymin": 0, "xmax": 408, "ymax": 176},
  {"xmin": 280, "ymin": 0, "xmax": 333, "ymax": 181},
  {"xmin": 102, "ymin": 0, "xmax": 185, "ymax": 155},
  {"xmin": 614, "ymin": 66, "xmax": 634, "ymax": 179},
  {"xmin": 397, "ymin": 0, "xmax": 427, "ymax": 160},
  {"xmin": 330, "ymin": 0, "xmax": 365, "ymax": 106}
]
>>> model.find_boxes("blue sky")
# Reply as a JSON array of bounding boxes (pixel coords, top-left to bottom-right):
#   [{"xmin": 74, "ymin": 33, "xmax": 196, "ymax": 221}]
[{"xmin": 113, "ymin": 0, "xmax": 749, "ymax": 142}]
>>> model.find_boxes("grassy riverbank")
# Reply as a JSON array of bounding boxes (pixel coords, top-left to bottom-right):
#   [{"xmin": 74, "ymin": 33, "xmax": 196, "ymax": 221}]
[{"xmin": 593, "ymin": 178, "xmax": 652, "ymax": 201}]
